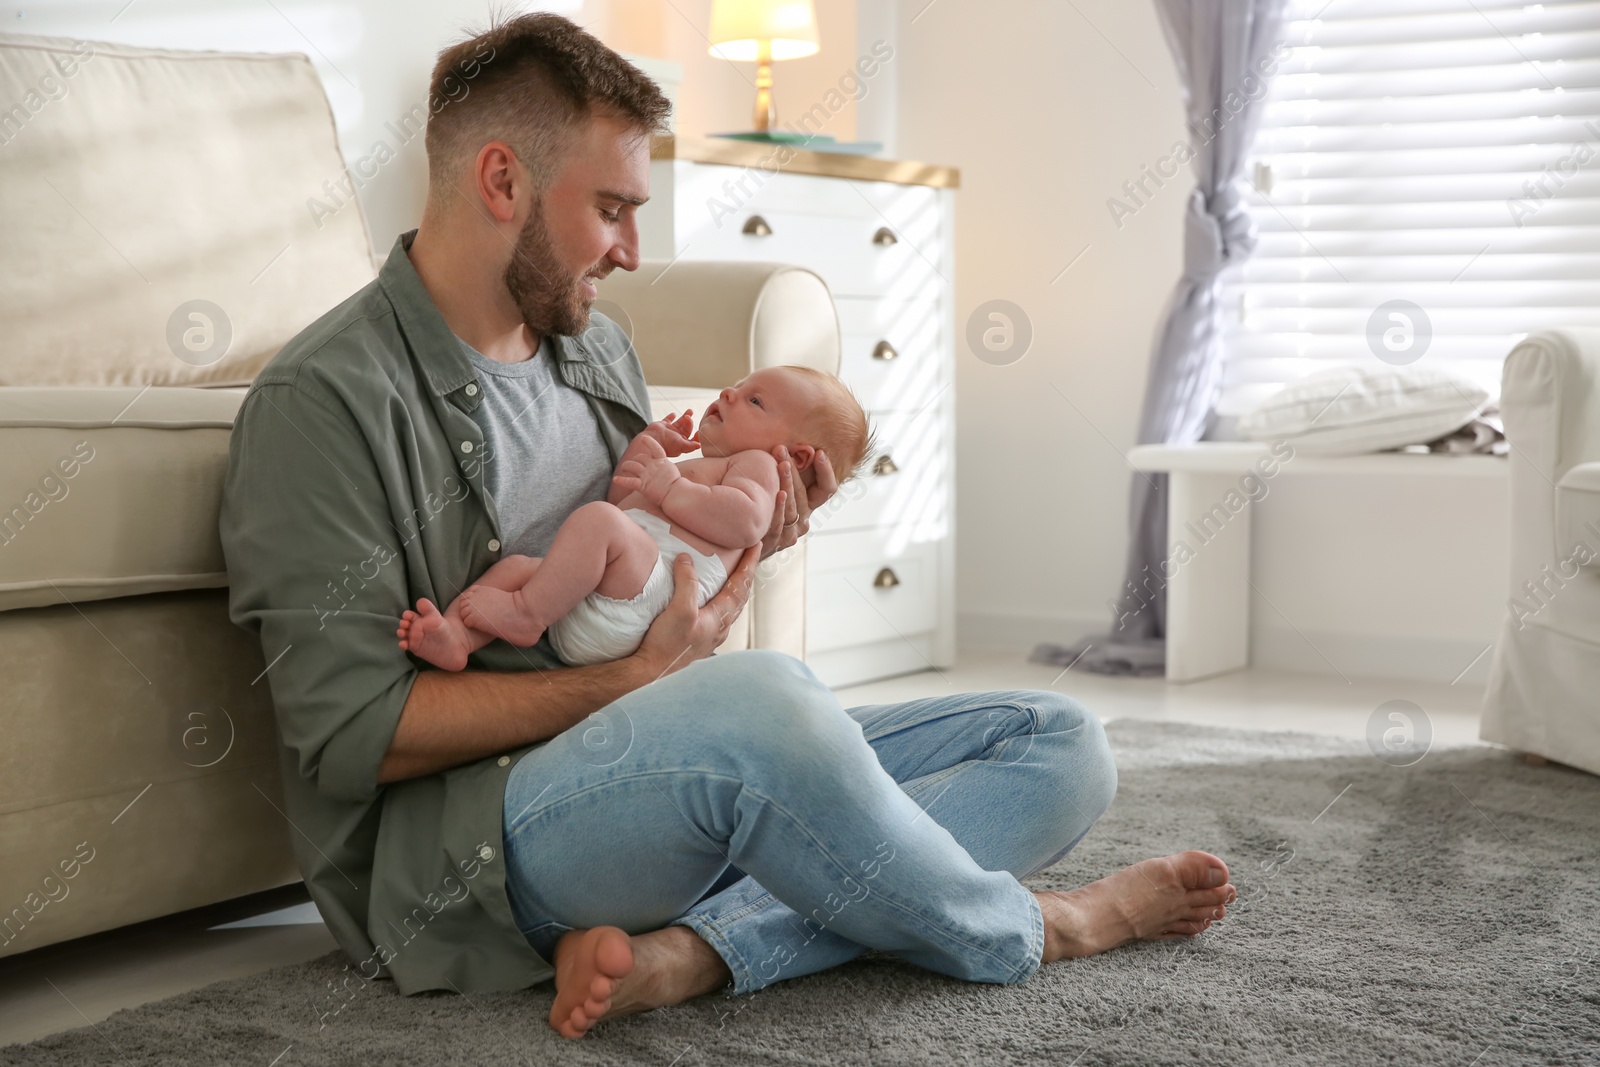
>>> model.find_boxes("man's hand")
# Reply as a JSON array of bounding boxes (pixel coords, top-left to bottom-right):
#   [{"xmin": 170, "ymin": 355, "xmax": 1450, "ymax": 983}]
[
  {"xmin": 640, "ymin": 411, "xmax": 699, "ymax": 457},
  {"xmin": 758, "ymin": 446, "xmax": 839, "ymax": 560},
  {"xmin": 612, "ymin": 434, "xmax": 681, "ymax": 504},
  {"xmin": 631, "ymin": 546, "xmax": 759, "ymax": 679}
]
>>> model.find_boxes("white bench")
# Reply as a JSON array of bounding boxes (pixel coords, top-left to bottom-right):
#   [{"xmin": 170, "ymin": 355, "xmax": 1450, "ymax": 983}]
[{"xmin": 1127, "ymin": 443, "xmax": 1507, "ymax": 682}]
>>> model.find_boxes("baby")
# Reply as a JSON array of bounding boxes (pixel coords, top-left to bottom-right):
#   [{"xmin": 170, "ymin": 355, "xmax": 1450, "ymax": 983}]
[{"xmin": 397, "ymin": 365, "xmax": 871, "ymax": 670}]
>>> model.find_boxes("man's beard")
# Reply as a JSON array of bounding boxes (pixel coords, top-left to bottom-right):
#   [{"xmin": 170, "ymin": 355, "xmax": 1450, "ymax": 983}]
[{"xmin": 503, "ymin": 203, "xmax": 600, "ymax": 337}]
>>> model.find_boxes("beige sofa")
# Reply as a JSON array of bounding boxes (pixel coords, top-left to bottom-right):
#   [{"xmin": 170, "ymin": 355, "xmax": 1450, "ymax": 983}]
[{"xmin": 0, "ymin": 34, "xmax": 836, "ymax": 956}]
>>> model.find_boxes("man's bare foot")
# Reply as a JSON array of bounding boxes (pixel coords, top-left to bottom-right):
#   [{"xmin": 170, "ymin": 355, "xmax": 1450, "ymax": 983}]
[
  {"xmin": 396, "ymin": 599, "xmax": 472, "ymax": 671},
  {"xmin": 458, "ymin": 586, "xmax": 546, "ymax": 647},
  {"xmin": 1036, "ymin": 850, "xmax": 1237, "ymax": 961},
  {"xmin": 549, "ymin": 925, "xmax": 731, "ymax": 1039}
]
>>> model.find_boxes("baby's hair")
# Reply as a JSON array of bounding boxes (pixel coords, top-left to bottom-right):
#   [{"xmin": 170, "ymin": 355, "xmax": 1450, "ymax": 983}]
[{"xmin": 782, "ymin": 365, "xmax": 876, "ymax": 483}]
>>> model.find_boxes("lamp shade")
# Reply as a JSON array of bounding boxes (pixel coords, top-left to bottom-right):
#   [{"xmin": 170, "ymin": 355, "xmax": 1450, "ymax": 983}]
[{"xmin": 708, "ymin": 0, "xmax": 820, "ymax": 61}]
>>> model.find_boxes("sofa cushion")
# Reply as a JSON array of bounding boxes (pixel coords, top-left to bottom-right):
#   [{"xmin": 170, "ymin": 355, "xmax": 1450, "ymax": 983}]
[
  {"xmin": 1557, "ymin": 461, "xmax": 1600, "ymax": 571},
  {"xmin": 0, "ymin": 386, "xmax": 243, "ymax": 612},
  {"xmin": 0, "ymin": 33, "xmax": 376, "ymax": 388},
  {"xmin": 0, "ymin": 385, "xmax": 733, "ymax": 616}
]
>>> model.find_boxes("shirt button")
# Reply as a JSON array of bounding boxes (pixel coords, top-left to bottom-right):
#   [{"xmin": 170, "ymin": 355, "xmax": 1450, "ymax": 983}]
[
  {"xmin": 460, "ymin": 441, "xmax": 473, "ymax": 454},
  {"xmin": 478, "ymin": 845, "xmax": 495, "ymax": 862},
  {"xmin": 497, "ymin": 755, "xmax": 510, "ymax": 767},
  {"xmin": 465, "ymin": 383, "xmax": 479, "ymax": 396},
  {"xmin": 487, "ymin": 538, "xmax": 501, "ymax": 553}
]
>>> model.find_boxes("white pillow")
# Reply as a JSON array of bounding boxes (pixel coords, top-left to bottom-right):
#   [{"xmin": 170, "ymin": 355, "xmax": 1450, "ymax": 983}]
[{"xmin": 1237, "ymin": 364, "xmax": 1489, "ymax": 455}]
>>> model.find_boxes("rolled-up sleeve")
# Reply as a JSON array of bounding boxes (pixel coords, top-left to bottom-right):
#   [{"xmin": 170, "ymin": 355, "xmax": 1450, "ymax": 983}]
[{"xmin": 220, "ymin": 381, "xmax": 415, "ymax": 804}]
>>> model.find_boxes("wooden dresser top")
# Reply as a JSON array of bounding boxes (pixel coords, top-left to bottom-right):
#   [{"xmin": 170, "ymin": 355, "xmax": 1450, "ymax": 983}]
[{"xmin": 651, "ymin": 134, "xmax": 961, "ymax": 189}]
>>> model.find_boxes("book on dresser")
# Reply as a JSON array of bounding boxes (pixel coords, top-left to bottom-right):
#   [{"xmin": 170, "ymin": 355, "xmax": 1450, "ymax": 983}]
[{"xmin": 636, "ymin": 134, "xmax": 959, "ymax": 688}]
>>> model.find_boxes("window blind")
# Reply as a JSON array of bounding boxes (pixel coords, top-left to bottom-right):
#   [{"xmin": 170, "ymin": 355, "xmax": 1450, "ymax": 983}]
[{"xmin": 1219, "ymin": 0, "xmax": 1600, "ymax": 418}]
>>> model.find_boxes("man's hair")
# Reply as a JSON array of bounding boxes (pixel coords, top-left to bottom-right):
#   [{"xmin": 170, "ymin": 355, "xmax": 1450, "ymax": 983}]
[
  {"xmin": 785, "ymin": 366, "xmax": 876, "ymax": 483},
  {"xmin": 424, "ymin": 13, "xmax": 672, "ymax": 207}
]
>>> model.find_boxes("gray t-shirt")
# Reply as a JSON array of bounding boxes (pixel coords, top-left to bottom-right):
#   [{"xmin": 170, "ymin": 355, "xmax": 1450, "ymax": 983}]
[{"xmin": 459, "ymin": 336, "xmax": 615, "ymax": 559}]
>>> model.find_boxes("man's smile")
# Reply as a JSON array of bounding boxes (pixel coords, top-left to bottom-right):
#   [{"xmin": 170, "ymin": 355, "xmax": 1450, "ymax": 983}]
[{"xmin": 580, "ymin": 265, "xmax": 611, "ymax": 301}]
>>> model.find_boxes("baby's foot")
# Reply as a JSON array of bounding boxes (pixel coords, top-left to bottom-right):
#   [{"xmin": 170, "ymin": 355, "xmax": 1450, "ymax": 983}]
[
  {"xmin": 396, "ymin": 598, "xmax": 473, "ymax": 671},
  {"xmin": 458, "ymin": 586, "xmax": 546, "ymax": 647}
]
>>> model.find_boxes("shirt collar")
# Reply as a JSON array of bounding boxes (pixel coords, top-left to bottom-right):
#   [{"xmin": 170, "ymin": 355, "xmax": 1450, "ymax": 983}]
[
  {"xmin": 379, "ymin": 230, "xmax": 477, "ymax": 398},
  {"xmin": 380, "ymin": 230, "xmax": 606, "ymax": 396}
]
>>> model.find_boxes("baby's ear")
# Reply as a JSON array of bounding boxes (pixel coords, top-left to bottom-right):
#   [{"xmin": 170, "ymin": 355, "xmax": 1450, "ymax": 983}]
[{"xmin": 787, "ymin": 443, "xmax": 816, "ymax": 471}]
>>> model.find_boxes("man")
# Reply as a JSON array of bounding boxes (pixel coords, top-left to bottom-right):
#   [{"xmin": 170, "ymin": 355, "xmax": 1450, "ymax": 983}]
[{"xmin": 220, "ymin": 13, "xmax": 1236, "ymax": 1041}]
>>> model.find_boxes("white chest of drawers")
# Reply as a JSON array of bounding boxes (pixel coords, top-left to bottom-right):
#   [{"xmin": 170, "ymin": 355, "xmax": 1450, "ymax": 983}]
[{"xmin": 639, "ymin": 136, "xmax": 958, "ymax": 688}]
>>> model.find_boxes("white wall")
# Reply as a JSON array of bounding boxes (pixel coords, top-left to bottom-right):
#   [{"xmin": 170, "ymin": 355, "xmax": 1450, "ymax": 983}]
[
  {"xmin": 892, "ymin": 0, "xmax": 1191, "ymax": 647},
  {"xmin": 1249, "ymin": 472, "xmax": 1507, "ymax": 685},
  {"xmin": 585, "ymin": 0, "xmax": 860, "ymax": 143}
]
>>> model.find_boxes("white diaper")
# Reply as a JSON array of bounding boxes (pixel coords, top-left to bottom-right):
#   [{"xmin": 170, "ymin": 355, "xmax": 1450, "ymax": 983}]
[{"xmin": 546, "ymin": 508, "xmax": 731, "ymax": 666}]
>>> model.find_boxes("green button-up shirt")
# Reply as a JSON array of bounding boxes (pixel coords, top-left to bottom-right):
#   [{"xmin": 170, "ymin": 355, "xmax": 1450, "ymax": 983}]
[{"xmin": 220, "ymin": 232, "xmax": 651, "ymax": 995}]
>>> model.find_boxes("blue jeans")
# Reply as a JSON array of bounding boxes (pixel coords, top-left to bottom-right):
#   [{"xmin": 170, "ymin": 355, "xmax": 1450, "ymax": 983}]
[{"xmin": 501, "ymin": 649, "xmax": 1118, "ymax": 995}]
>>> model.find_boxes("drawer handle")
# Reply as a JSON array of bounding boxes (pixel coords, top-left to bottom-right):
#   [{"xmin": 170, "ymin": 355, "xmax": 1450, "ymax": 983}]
[
  {"xmin": 873, "ymin": 454, "xmax": 899, "ymax": 476},
  {"xmin": 871, "ymin": 226, "xmax": 898, "ymax": 246},
  {"xmin": 742, "ymin": 215, "xmax": 773, "ymax": 237},
  {"xmin": 873, "ymin": 567, "xmax": 901, "ymax": 589},
  {"xmin": 872, "ymin": 340, "xmax": 898, "ymax": 361}
]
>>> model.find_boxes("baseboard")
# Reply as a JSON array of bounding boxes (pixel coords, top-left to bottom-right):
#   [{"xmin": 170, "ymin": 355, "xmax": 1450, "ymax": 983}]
[
  {"xmin": 1251, "ymin": 625, "xmax": 1497, "ymax": 686},
  {"xmin": 957, "ymin": 609, "xmax": 1106, "ymax": 655},
  {"xmin": 960, "ymin": 610, "xmax": 1498, "ymax": 686}
]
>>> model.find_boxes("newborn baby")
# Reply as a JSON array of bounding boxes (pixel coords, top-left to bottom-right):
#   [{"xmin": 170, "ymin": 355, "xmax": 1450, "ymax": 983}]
[{"xmin": 397, "ymin": 365, "xmax": 870, "ymax": 669}]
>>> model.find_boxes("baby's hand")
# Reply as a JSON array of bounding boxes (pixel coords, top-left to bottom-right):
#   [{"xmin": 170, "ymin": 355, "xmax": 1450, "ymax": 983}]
[
  {"xmin": 639, "ymin": 411, "xmax": 698, "ymax": 457},
  {"xmin": 613, "ymin": 439, "xmax": 681, "ymax": 503}
]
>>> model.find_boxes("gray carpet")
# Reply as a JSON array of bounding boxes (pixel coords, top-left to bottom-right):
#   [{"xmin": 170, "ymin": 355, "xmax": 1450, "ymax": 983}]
[{"xmin": 6, "ymin": 720, "xmax": 1599, "ymax": 1066}]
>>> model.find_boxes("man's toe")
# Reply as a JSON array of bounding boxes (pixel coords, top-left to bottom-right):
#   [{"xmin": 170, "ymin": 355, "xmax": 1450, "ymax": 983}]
[
  {"xmin": 1175, "ymin": 850, "xmax": 1229, "ymax": 889},
  {"xmin": 1185, "ymin": 885, "xmax": 1233, "ymax": 908}
]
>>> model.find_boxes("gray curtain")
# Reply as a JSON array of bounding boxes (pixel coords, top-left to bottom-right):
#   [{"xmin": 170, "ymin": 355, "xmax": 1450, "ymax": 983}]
[{"xmin": 1033, "ymin": 0, "xmax": 1289, "ymax": 677}]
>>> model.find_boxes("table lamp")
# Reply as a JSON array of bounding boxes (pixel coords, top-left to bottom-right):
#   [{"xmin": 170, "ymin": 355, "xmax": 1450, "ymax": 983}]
[{"xmin": 708, "ymin": 0, "xmax": 820, "ymax": 134}]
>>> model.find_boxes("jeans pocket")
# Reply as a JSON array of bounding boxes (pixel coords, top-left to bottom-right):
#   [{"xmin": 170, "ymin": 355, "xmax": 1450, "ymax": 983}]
[{"xmin": 522, "ymin": 920, "xmax": 576, "ymax": 966}]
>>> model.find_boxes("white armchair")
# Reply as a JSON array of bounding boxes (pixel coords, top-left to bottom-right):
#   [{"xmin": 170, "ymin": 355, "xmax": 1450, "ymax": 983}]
[{"xmin": 1481, "ymin": 329, "xmax": 1600, "ymax": 776}]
